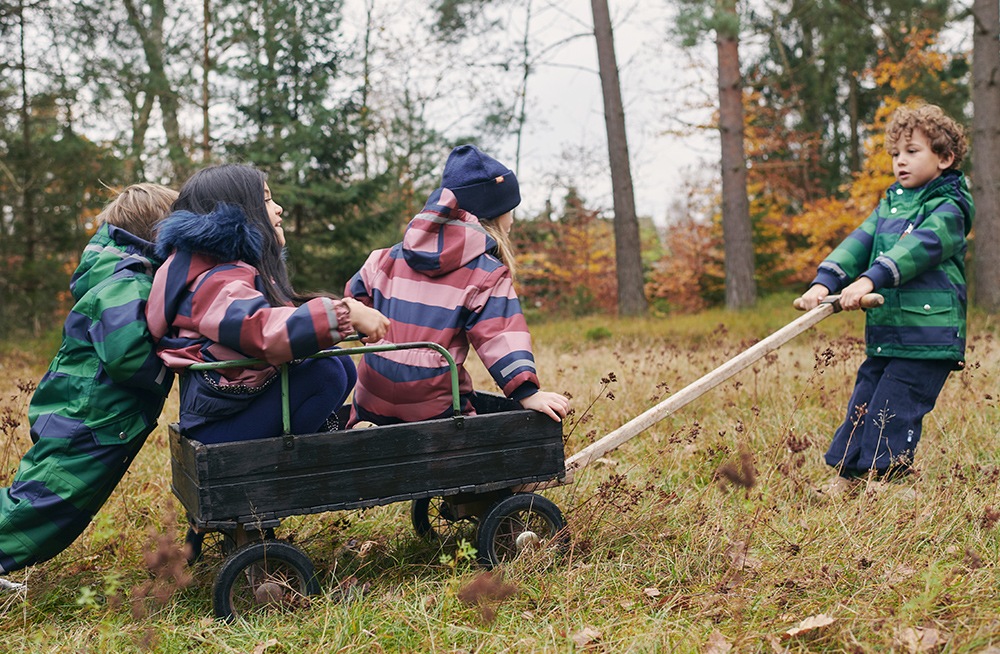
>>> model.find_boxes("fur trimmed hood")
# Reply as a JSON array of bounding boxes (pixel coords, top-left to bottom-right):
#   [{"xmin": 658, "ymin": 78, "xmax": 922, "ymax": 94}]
[{"xmin": 155, "ymin": 204, "xmax": 264, "ymax": 264}]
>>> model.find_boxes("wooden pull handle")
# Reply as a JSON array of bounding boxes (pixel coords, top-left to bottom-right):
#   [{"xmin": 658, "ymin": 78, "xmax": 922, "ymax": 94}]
[{"xmin": 793, "ymin": 293, "xmax": 884, "ymax": 311}]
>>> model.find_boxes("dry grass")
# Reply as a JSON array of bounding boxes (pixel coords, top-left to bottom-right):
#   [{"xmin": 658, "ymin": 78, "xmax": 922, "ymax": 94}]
[{"xmin": 2, "ymin": 293, "xmax": 1000, "ymax": 652}]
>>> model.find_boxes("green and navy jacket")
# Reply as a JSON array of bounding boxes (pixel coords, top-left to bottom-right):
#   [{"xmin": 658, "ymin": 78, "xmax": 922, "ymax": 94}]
[
  {"xmin": 27, "ymin": 224, "xmax": 173, "ymax": 441},
  {"xmin": 811, "ymin": 169, "xmax": 974, "ymax": 363},
  {"xmin": 0, "ymin": 224, "xmax": 173, "ymax": 574}
]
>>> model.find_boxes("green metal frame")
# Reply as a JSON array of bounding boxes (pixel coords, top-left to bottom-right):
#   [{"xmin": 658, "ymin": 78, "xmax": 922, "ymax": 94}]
[{"xmin": 186, "ymin": 341, "xmax": 462, "ymax": 435}]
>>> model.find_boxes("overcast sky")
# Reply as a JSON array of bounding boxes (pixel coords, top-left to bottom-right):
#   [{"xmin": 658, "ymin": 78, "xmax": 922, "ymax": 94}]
[
  {"xmin": 344, "ymin": 0, "xmax": 719, "ymax": 225},
  {"xmin": 510, "ymin": 1, "xmax": 719, "ymax": 224}
]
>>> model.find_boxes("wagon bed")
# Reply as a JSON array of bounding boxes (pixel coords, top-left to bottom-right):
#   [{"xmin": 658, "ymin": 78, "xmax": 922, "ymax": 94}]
[{"xmin": 170, "ymin": 392, "xmax": 567, "ymax": 531}]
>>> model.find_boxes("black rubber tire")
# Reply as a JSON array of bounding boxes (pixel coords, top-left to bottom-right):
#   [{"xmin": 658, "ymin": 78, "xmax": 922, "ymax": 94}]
[
  {"xmin": 211, "ymin": 540, "xmax": 320, "ymax": 621},
  {"xmin": 185, "ymin": 528, "xmax": 205, "ymax": 566},
  {"xmin": 475, "ymin": 493, "xmax": 567, "ymax": 568},
  {"xmin": 410, "ymin": 497, "xmax": 475, "ymax": 543}
]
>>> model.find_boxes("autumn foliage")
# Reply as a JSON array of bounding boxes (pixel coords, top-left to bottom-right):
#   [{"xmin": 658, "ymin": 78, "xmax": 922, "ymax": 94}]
[
  {"xmin": 788, "ymin": 29, "xmax": 964, "ymax": 282},
  {"xmin": 642, "ymin": 29, "xmax": 965, "ymax": 313},
  {"xmin": 514, "ymin": 190, "xmax": 619, "ymax": 316}
]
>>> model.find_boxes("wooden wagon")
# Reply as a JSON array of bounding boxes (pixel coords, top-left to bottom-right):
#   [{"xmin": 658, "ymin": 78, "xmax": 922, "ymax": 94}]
[{"xmin": 169, "ymin": 343, "xmax": 568, "ymax": 620}]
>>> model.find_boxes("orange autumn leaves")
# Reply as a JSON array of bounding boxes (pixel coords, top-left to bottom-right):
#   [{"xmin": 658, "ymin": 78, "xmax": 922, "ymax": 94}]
[{"xmin": 513, "ymin": 31, "xmax": 960, "ymax": 316}]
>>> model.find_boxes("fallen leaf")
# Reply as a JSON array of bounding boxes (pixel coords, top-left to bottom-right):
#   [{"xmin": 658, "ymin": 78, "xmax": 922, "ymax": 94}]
[
  {"xmin": 457, "ymin": 572, "xmax": 517, "ymax": 605},
  {"xmin": 896, "ymin": 626, "xmax": 948, "ymax": 653},
  {"xmin": 571, "ymin": 626, "xmax": 602, "ymax": 648},
  {"xmin": 704, "ymin": 630, "xmax": 732, "ymax": 654},
  {"xmin": 784, "ymin": 613, "xmax": 836, "ymax": 638},
  {"xmin": 252, "ymin": 639, "xmax": 279, "ymax": 654},
  {"xmin": 764, "ymin": 634, "xmax": 790, "ymax": 654},
  {"xmin": 884, "ymin": 564, "xmax": 917, "ymax": 585},
  {"xmin": 457, "ymin": 572, "xmax": 518, "ymax": 624},
  {"xmin": 723, "ymin": 540, "xmax": 762, "ymax": 572}
]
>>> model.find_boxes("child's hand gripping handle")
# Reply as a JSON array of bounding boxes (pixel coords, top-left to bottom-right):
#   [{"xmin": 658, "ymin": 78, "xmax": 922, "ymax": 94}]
[{"xmin": 793, "ymin": 293, "xmax": 884, "ymax": 312}]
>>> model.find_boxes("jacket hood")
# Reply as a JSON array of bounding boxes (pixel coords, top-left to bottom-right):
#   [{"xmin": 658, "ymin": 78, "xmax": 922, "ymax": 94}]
[
  {"xmin": 889, "ymin": 169, "xmax": 975, "ymax": 235},
  {"xmin": 155, "ymin": 204, "xmax": 264, "ymax": 264},
  {"xmin": 71, "ymin": 224, "xmax": 159, "ymax": 301},
  {"xmin": 401, "ymin": 187, "xmax": 499, "ymax": 277}
]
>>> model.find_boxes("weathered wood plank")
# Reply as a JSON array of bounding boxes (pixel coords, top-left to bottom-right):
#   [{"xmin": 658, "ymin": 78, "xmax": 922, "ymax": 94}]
[
  {"xmin": 193, "ymin": 412, "xmax": 550, "ymax": 480},
  {"xmin": 170, "ymin": 393, "xmax": 566, "ymax": 525}
]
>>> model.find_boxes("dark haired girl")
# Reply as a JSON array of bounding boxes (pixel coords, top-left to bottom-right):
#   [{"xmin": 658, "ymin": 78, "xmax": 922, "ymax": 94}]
[{"xmin": 147, "ymin": 164, "xmax": 388, "ymax": 443}]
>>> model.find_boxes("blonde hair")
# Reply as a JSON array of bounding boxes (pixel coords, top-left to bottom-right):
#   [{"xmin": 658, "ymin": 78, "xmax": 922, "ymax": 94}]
[
  {"xmin": 885, "ymin": 104, "xmax": 968, "ymax": 170},
  {"xmin": 96, "ymin": 183, "xmax": 178, "ymax": 242},
  {"xmin": 480, "ymin": 218, "xmax": 517, "ymax": 278}
]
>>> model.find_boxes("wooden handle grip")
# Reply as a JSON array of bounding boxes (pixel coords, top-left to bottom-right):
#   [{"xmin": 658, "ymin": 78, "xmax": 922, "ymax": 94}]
[
  {"xmin": 793, "ymin": 293, "xmax": 884, "ymax": 311},
  {"xmin": 859, "ymin": 293, "xmax": 884, "ymax": 308}
]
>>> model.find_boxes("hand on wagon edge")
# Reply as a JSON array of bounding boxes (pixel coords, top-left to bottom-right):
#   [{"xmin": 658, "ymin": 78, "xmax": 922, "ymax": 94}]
[
  {"xmin": 344, "ymin": 297, "xmax": 390, "ymax": 343},
  {"xmin": 520, "ymin": 390, "xmax": 570, "ymax": 423}
]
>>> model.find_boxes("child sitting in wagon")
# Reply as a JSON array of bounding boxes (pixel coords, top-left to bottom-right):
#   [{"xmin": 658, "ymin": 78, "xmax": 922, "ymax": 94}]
[{"xmin": 345, "ymin": 145, "xmax": 569, "ymax": 427}]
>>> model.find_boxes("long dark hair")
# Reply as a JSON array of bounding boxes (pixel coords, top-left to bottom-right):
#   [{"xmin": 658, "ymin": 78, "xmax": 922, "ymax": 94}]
[{"xmin": 171, "ymin": 164, "xmax": 296, "ymax": 307}]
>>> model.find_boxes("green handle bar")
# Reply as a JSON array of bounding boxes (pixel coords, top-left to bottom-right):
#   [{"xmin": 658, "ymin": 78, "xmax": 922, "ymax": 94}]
[{"xmin": 186, "ymin": 340, "xmax": 462, "ymax": 435}]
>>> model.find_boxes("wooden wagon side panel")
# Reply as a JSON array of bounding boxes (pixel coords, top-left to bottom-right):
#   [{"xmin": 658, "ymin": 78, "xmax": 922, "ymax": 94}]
[
  {"xmin": 171, "ymin": 401, "xmax": 565, "ymax": 525},
  {"xmin": 169, "ymin": 423, "xmax": 209, "ymax": 520}
]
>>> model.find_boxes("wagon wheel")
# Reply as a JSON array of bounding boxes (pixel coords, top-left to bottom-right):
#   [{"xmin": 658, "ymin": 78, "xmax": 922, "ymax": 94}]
[
  {"xmin": 475, "ymin": 493, "xmax": 567, "ymax": 568},
  {"xmin": 186, "ymin": 525, "xmax": 277, "ymax": 565},
  {"xmin": 410, "ymin": 497, "xmax": 476, "ymax": 543},
  {"xmin": 212, "ymin": 540, "xmax": 320, "ymax": 621},
  {"xmin": 185, "ymin": 528, "xmax": 238, "ymax": 565}
]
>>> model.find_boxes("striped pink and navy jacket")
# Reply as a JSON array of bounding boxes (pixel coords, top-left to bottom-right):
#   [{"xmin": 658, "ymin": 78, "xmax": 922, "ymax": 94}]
[
  {"xmin": 346, "ymin": 188, "xmax": 540, "ymax": 425},
  {"xmin": 146, "ymin": 205, "xmax": 353, "ymax": 429}
]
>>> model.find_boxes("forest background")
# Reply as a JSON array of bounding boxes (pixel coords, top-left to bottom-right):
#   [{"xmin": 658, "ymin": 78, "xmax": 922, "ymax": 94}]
[{"xmin": 1, "ymin": 0, "xmax": 999, "ymax": 331}]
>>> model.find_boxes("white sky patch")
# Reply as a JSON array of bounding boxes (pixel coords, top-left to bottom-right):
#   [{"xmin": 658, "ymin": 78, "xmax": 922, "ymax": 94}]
[{"xmin": 342, "ymin": 0, "xmax": 718, "ymax": 225}]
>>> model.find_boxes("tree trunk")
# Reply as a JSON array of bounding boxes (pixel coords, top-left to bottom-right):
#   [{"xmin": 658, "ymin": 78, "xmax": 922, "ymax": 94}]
[
  {"xmin": 123, "ymin": 0, "xmax": 189, "ymax": 180},
  {"xmin": 514, "ymin": 0, "xmax": 532, "ymax": 172},
  {"xmin": 971, "ymin": 0, "xmax": 1000, "ymax": 312},
  {"xmin": 17, "ymin": 0, "xmax": 34, "ymax": 264},
  {"xmin": 716, "ymin": 0, "xmax": 756, "ymax": 309},
  {"xmin": 590, "ymin": 0, "xmax": 647, "ymax": 316},
  {"xmin": 202, "ymin": 0, "xmax": 211, "ymax": 162},
  {"xmin": 360, "ymin": 0, "xmax": 374, "ymax": 178},
  {"xmin": 848, "ymin": 73, "xmax": 860, "ymax": 173}
]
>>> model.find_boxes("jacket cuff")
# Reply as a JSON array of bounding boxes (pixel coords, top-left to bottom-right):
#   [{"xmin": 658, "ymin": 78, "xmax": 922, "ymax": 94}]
[
  {"xmin": 811, "ymin": 270, "xmax": 842, "ymax": 293},
  {"xmin": 327, "ymin": 297, "xmax": 354, "ymax": 339},
  {"xmin": 510, "ymin": 382, "xmax": 539, "ymax": 402},
  {"xmin": 862, "ymin": 264, "xmax": 892, "ymax": 290}
]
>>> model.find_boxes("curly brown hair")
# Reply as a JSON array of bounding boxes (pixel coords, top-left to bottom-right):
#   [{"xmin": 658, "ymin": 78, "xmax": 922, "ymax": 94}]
[{"xmin": 885, "ymin": 104, "xmax": 968, "ymax": 170}]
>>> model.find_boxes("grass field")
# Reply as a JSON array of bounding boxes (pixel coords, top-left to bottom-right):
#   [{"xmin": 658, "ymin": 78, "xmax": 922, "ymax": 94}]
[{"xmin": 2, "ymin": 293, "xmax": 999, "ymax": 653}]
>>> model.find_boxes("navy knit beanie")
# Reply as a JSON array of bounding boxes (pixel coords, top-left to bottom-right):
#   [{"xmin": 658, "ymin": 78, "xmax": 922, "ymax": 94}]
[{"xmin": 441, "ymin": 145, "xmax": 520, "ymax": 220}]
